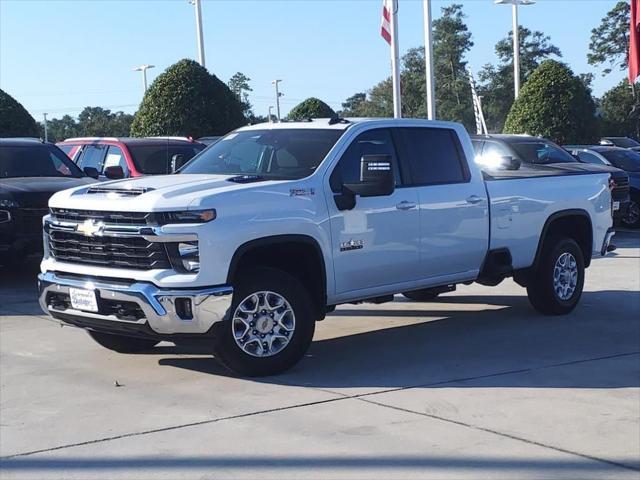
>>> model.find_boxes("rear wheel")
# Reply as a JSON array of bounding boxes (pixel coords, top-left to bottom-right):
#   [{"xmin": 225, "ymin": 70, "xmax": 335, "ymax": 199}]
[
  {"xmin": 212, "ymin": 267, "xmax": 315, "ymax": 377},
  {"xmin": 622, "ymin": 197, "xmax": 640, "ymax": 228},
  {"xmin": 87, "ymin": 331, "xmax": 159, "ymax": 353},
  {"xmin": 526, "ymin": 236, "xmax": 585, "ymax": 315}
]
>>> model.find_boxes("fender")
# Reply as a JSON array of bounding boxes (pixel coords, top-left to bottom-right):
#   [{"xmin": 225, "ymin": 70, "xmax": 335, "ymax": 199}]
[{"xmin": 532, "ymin": 209, "xmax": 593, "ymax": 269}]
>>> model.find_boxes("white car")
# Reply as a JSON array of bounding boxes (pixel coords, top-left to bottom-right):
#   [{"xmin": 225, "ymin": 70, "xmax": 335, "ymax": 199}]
[{"xmin": 38, "ymin": 119, "xmax": 615, "ymax": 376}]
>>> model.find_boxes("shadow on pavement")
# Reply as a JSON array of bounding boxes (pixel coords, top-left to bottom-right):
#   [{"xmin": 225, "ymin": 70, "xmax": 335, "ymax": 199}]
[{"xmin": 158, "ymin": 289, "xmax": 640, "ymax": 389}]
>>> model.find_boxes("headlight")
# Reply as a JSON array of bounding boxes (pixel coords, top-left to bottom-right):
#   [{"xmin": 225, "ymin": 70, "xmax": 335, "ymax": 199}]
[
  {"xmin": 178, "ymin": 241, "xmax": 200, "ymax": 272},
  {"xmin": 0, "ymin": 199, "xmax": 18, "ymax": 208},
  {"xmin": 158, "ymin": 209, "xmax": 216, "ymax": 225}
]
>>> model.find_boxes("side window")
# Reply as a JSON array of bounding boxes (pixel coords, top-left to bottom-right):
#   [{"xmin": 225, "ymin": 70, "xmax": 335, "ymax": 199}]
[
  {"xmin": 398, "ymin": 128, "xmax": 468, "ymax": 185},
  {"xmin": 77, "ymin": 145, "xmax": 107, "ymax": 173},
  {"xmin": 104, "ymin": 145, "xmax": 129, "ymax": 176},
  {"xmin": 576, "ymin": 151, "xmax": 606, "ymax": 165},
  {"xmin": 330, "ymin": 129, "xmax": 401, "ymax": 193}
]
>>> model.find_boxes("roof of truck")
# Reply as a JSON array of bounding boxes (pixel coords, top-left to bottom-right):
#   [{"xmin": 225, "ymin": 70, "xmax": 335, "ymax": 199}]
[{"xmin": 238, "ymin": 118, "xmax": 463, "ymax": 131}]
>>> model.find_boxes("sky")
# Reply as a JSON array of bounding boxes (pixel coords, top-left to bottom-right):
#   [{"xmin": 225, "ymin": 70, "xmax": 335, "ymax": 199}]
[{"xmin": 0, "ymin": 0, "xmax": 624, "ymax": 122}]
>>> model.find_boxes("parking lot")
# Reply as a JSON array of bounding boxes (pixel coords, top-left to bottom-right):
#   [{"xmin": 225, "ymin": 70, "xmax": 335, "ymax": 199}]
[{"xmin": 0, "ymin": 231, "xmax": 638, "ymax": 479}]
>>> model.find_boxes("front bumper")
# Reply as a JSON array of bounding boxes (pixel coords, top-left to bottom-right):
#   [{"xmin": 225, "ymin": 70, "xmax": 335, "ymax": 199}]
[{"xmin": 38, "ymin": 272, "xmax": 233, "ymax": 337}]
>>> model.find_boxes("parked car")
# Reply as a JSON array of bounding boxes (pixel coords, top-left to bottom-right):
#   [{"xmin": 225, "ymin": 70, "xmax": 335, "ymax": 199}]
[
  {"xmin": 600, "ymin": 137, "xmax": 640, "ymax": 151},
  {"xmin": 38, "ymin": 119, "xmax": 614, "ymax": 376},
  {"xmin": 57, "ymin": 137, "xmax": 206, "ymax": 180},
  {"xmin": 0, "ymin": 138, "xmax": 95, "ymax": 266},
  {"xmin": 197, "ymin": 136, "xmax": 222, "ymax": 146},
  {"xmin": 471, "ymin": 134, "xmax": 630, "ymax": 222},
  {"xmin": 565, "ymin": 145, "xmax": 640, "ymax": 228}
]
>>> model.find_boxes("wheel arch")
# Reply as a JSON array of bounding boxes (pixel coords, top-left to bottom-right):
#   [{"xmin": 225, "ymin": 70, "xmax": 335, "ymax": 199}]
[{"xmin": 533, "ymin": 209, "xmax": 593, "ymax": 269}]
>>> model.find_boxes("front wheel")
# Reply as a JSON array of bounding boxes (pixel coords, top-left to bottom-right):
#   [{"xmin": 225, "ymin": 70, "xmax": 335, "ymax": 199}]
[
  {"xmin": 87, "ymin": 331, "xmax": 159, "ymax": 353},
  {"xmin": 212, "ymin": 267, "xmax": 315, "ymax": 377},
  {"xmin": 526, "ymin": 236, "xmax": 585, "ymax": 315}
]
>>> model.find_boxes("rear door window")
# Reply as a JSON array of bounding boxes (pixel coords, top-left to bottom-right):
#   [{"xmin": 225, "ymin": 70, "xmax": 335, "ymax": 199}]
[
  {"xmin": 77, "ymin": 145, "xmax": 107, "ymax": 172},
  {"xmin": 104, "ymin": 145, "xmax": 129, "ymax": 176},
  {"xmin": 396, "ymin": 127, "xmax": 468, "ymax": 185}
]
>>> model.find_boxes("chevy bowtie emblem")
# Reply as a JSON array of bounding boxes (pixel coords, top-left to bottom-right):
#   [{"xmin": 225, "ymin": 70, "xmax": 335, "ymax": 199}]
[{"xmin": 76, "ymin": 219, "xmax": 104, "ymax": 237}]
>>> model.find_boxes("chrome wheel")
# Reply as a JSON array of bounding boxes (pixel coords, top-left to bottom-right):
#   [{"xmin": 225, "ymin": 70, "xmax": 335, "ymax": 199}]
[
  {"xmin": 623, "ymin": 200, "xmax": 640, "ymax": 227},
  {"xmin": 232, "ymin": 291, "xmax": 295, "ymax": 358},
  {"xmin": 553, "ymin": 252, "xmax": 578, "ymax": 301}
]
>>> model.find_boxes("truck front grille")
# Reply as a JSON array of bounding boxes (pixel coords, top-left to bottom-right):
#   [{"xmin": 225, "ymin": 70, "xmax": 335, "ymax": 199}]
[
  {"xmin": 612, "ymin": 178, "xmax": 630, "ymax": 201},
  {"xmin": 47, "ymin": 230, "xmax": 171, "ymax": 270},
  {"xmin": 50, "ymin": 208, "xmax": 152, "ymax": 225},
  {"xmin": 14, "ymin": 208, "xmax": 49, "ymax": 234}
]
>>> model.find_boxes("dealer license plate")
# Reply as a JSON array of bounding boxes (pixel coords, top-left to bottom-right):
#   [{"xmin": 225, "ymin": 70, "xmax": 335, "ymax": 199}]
[
  {"xmin": 69, "ymin": 288, "xmax": 98, "ymax": 312},
  {"xmin": 613, "ymin": 201, "xmax": 620, "ymax": 211}
]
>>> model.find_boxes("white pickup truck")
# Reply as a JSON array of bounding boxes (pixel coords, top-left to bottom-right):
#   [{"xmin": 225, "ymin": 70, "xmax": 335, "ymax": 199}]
[{"xmin": 38, "ymin": 119, "xmax": 615, "ymax": 376}]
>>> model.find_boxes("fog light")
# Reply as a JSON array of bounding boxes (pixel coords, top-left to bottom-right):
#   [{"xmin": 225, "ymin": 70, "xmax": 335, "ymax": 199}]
[
  {"xmin": 178, "ymin": 242, "xmax": 199, "ymax": 272},
  {"xmin": 175, "ymin": 298, "xmax": 193, "ymax": 320}
]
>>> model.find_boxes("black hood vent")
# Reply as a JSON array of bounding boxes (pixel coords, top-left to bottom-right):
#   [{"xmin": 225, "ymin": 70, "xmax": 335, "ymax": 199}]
[
  {"xmin": 86, "ymin": 186, "xmax": 154, "ymax": 196},
  {"xmin": 227, "ymin": 175, "xmax": 265, "ymax": 184}
]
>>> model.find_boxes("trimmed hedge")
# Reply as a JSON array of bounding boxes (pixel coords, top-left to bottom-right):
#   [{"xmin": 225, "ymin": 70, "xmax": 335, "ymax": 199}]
[{"xmin": 0, "ymin": 89, "xmax": 39, "ymax": 138}]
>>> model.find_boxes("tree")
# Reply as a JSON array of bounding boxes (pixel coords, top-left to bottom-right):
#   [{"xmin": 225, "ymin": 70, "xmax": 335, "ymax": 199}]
[
  {"xmin": 478, "ymin": 27, "xmax": 561, "ymax": 132},
  {"xmin": 588, "ymin": 1, "xmax": 630, "ymax": 75},
  {"xmin": 600, "ymin": 79, "xmax": 640, "ymax": 138},
  {"xmin": 40, "ymin": 115, "xmax": 79, "ymax": 142},
  {"xmin": 130, "ymin": 59, "xmax": 245, "ymax": 137},
  {"xmin": 432, "ymin": 3, "xmax": 475, "ymax": 131},
  {"xmin": 339, "ymin": 93, "xmax": 366, "ymax": 116},
  {"xmin": 287, "ymin": 97, "xmax": 336, "ymax": 120},
  {"xmin": 0, "ymin": 88, "xmax": 39, "ymax": 137},
  {"xmin": 228, "ymin": 72, "xmax": 254, "ymax": 120},
  {"xmin": 77, "ymin": 107, "xmax": 133, "ymax": 137},
  {"xmin": 504, "ymin": 60, "xmax": 599, "ymax": 144}
]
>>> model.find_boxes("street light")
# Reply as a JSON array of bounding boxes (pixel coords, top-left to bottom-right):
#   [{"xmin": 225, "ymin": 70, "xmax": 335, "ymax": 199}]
[
  {"xmin": 43, "ymin": 113, "xmax": 48, "ymax": 142},
  {"xmin": 271, "ymin": 80, "xmax": 283, "ymax": 122},
  {"xmin": 494, "ymin": 0, "xmax": 535, "ymax": 99},
  {"xmin": 187, "ymin": 0, "xmax": 206, "ymax": 68},
  {"xmin": 133, "ymin": 64, "xmax": 155, "ymax": 92}
]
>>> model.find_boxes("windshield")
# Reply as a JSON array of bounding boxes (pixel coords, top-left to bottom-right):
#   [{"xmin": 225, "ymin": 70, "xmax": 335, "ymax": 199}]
[
  {"xmin": 128, "ymin": 143, "xmax": 205, "ymax": 174},
  {"xmin": 510, "ymin": 141, "xmax": 576, "ymax": 164},
  {"xmin": 0, "ymin": 145, "xmax": 84, "ymax": 178},
  {"xmin": 607, "ymin": 137, "xmax": 640, "ymax": 148},
  {"xmin": 180, "ymin": 129, "xmax": 344, "ymax": 179},
  {"xmin": 600, "ymin": 149, "xmax": 640, "ymax": 172}
]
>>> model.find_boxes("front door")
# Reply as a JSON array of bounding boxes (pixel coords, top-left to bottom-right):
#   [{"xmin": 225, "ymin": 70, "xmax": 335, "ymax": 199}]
[{"xmin": 326, "ymin": 128, "xmax": 421, "ymax": 296}]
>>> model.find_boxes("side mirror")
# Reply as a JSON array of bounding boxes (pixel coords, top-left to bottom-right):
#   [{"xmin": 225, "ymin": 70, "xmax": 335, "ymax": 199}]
[
  {"xmin": 500, "ymin": 156, "xmax": 521, "ymax": 170},
  {"xmin": 171, "ymin": 154, "xmax": 187, "ymax": 173},
  {"xmin": 335, "ymin": 154, "xmax": 395, "ymax": 211},
  {"xmin": 104, "ymin": 165, "xmax": 125, "ymax": 180},
  {"xmin": 83, "ymin": 167, "xmax": 99, "ymax": 179}
]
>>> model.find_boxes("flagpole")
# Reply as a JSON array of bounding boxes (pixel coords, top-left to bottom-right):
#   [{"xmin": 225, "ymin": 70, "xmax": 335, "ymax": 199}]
[
  {"xmin": 390, "ymin": 0, "xmax": 402, "ymax": 118},
  {"xmin": 423, "ymin": 0, "xmax": 435, "ymax": 120}
]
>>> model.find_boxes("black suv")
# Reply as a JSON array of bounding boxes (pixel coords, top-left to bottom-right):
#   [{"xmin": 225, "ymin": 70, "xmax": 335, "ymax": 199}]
[
  {"xmin": 0, "ymin": 138, "xmax": 94, "ymax": 266},
  {"xmin": 471, "ymin": 134, "xmax": 630, "ymax": 222}
]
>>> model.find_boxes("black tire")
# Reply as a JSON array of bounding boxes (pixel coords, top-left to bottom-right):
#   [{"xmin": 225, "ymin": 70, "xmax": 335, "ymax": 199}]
[
  {"xmin": 212, "ymin": 267, "xmax": 315, "ymax": 377},
  {"xmin": 622, "ymin": 197, "xmax": 640, "ymax": 229},
  {"xmin": 526, "ymin": 236, "xmax": 585, "ymax": 315},
  {"xmin": 402, "ymin": 289, "xmax": 441, "ymax": 301},
  {"xmin": 87, "ymin": 331, "xmax": 159, "ymax": 353}
]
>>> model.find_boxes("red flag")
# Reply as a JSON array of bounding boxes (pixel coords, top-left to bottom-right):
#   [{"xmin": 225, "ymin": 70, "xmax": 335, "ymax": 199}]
[
  {"xmin": 381, "ymin": 0, "xmax": 392, "ymax": 45},
  {"xmin": 630, "ymin": 0, "xmax": 640, "ymax": 83}
]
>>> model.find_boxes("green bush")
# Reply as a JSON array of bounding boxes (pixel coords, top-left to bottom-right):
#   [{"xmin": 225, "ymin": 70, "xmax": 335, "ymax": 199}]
[
  {"xmin": 130, "ymin": 59, "xmax": 245, "ymax": 138},
  {"xmin": 0, "ymin": 89, "xmax": 39, "ymax": 138},
  {"xmin": 504, "ymin": 60, "xmax": 599, "ymax": 144},
  {"xmin": 287, "ymin": 98, "xmax": 336, "ymax": 120}
]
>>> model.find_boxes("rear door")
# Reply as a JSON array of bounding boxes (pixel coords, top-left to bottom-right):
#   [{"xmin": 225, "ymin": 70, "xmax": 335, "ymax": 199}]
[{"xmin": 395, "ymin": 127, "xmax": 489, "ymax": 281}]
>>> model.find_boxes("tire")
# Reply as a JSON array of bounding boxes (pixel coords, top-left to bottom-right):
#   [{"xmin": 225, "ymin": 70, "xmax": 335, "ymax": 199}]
[
  {"xmin": 526, "ymin": 236, "xmax": 585, "ymax": 315},
  {"xmin": 622, "ymin": 197, "xmax": 640, "ymax": 229},
  {"xmin": 212, "ymin": 267, "xmax": 316, "ymax": 377},
  {"xmin": 87, "ymin": 331, "xmax": 159, "ymax": 353},
  {"xmin": 402, "ymin": 289, "xmax": 441, "ymax": 301}
]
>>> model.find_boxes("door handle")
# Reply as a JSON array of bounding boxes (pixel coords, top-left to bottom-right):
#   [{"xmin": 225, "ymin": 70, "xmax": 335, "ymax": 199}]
[
  {"xmin": 466, "ymin": 195, "xmax": 484, "ymax": 205},
  {"xmin": 396, "ymin": 201, "xmax": 417, "ymax": 210}
]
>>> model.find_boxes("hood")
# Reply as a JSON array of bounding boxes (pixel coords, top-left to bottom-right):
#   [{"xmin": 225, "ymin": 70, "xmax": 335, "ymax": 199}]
[
  {"xmin": 48, "ymin": 174, "xmax": 284, "ymax": 211},
  {"xmin": 0, "ymin": 177, "xmax": 95, "ymax": 208}
]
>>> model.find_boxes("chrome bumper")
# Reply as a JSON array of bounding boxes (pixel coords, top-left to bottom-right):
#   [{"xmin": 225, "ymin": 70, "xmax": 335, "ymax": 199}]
[{"xmin": 38, "ymin": 272, "xmax": 233, "ymax": 335}]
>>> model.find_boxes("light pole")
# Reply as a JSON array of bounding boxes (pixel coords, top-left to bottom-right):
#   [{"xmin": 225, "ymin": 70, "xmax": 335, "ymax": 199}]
[
  {"xmin": 188, "ymin": 0, "xmax": 206, "ymax": 68},
  {"xmin": 271, "ymin": 80, "xmax": 283, "ymax": 122},
  {"xmin": 43, "ymin": 113, "xmax": 48, "ymax": 142},
  {"xmin": 422, "ymin": 0, "xmax": 435, "ymax": 120},
  {"xmin": 268, "ymin": 106, "xmax": 274, "ymax": 123},
  {"xmin": 494, "ymin": 0, "xmax": 535, "ymax": 99},
  {"xmin": 133, "ymin": 64, "xmax": 155, "ymax": 92}
]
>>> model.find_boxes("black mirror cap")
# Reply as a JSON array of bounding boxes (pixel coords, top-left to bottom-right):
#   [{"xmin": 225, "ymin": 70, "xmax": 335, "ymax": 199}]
[
  {"xmin": 83, "ymin": 166, "xmax": 99, "ymax": 179},
  {"xmin": 104, "ymin": 165, "xmax": 125, "ymax": 179}
]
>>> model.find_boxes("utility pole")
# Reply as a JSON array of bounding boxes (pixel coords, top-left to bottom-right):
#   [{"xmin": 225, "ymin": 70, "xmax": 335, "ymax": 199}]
[
  {"xmin": 423, "ymin": 0, "xmax": 435, "ymax": 120},
  {"xmin": 272, "ymin": 80, "xmax": 283, "ymax": 122},
  {"xmin": 43, "ymin": 113, "xmax": 48, "ymax": 142},
  {"xmin": 494, "ymin": 0, "xmax": 535, "ymax": 99},
  {"xmin": 133, "ymin": 64, "xmax": 155, "ymax": 93},
  {"xmin": 268, "ymin": 106, "xmax": 274, "ymax": 123},
  {"xmin": 188, "ymin": 0, "xmax": 206, "ymax": 68}
]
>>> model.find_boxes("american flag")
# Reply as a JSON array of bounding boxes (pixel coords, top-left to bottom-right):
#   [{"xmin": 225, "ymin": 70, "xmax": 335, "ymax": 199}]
[{"xmin": 381, "ymin": 0, "xmax": 392, "ymax": 45}]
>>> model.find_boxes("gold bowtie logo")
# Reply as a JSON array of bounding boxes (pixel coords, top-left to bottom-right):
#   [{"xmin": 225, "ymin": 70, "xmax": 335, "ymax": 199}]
[{"xmin": 76, "ymin": 219, "xmax": 104, "ymax": 237}]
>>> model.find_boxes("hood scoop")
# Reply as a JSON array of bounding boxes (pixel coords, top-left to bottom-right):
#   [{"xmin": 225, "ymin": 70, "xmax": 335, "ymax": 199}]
[
  {"xmin": 227, "ymin": 175, "xmax": 266, "ymax": 184},
  {"xmin": 86, "ymin": 185, "xmax": 154, "ymax": 197}
]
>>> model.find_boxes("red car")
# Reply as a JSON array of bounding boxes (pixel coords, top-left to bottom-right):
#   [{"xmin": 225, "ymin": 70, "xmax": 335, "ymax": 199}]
[{"xmin": 57, "ymin": 137, "xmax": 206, "ymax": 179}]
